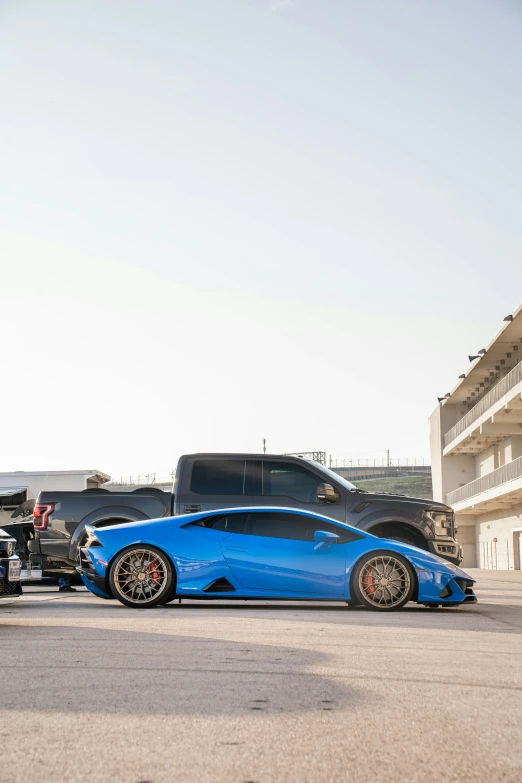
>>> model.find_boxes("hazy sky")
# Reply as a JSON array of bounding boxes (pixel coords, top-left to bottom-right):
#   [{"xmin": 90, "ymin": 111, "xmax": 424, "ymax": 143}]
[{"xmin": 2, "ymin": 0, "xmax": 522, "ymax": 477}]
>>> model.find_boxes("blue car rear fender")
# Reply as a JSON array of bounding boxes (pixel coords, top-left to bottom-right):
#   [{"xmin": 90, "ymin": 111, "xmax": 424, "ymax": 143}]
[{"xmin": 80, "ymin": 574, "xmax": 112, "ymax": 599}]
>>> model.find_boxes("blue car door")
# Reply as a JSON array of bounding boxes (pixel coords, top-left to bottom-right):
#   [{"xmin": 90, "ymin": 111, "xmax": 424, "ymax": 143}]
[{"xmin": 220, "ymin": 511, "xmax": 346, "ymax": 595}]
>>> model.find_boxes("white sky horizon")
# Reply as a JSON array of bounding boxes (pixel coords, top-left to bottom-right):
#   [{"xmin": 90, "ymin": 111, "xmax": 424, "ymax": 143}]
[{"xmin": 2, "ymin": 0, "xmax": 522, "ymax": 477}]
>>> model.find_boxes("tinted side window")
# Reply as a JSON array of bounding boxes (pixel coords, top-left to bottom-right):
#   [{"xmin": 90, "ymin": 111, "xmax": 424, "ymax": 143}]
[
  {"xmin": 199, "ymin": 513, "xmax": 247, "ymax": 533},
  {"xmin": 190, "ymin": 460, "xmax": 246, "ymax": 495},
  {"xmin": 243, "ymin": 512, "xmax": 342, "ymax": 541},
  {"xmin": 257, "ymin": 461, "xmax": 327, "ymax": 502}
]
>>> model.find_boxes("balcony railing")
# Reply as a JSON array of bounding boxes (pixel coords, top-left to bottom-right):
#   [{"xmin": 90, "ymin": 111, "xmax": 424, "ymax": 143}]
[
  {"xmin": 443, "ymin": 360, "xmax": 522, "ymax": 449},
  {"xmin": 446, "ymin": 455, "xmax": 522, "ymax": 506}
]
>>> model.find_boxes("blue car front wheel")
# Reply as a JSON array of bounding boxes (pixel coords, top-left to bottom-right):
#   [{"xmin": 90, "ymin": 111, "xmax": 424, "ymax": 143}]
[
  {"xmin": 352, "ymin": 551, "xmax": 415, "ymax": 611},
  {"xmin": 109, "ymin": 545, "xmax": 175, "ymax": 609}
]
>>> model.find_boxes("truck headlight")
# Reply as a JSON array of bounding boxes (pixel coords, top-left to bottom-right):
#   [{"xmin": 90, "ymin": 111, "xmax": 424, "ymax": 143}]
[
  {"xmin": 426, "ymin": 510, "xmax": 453, "ymax": 537},
  {"xmin": 0, "ymin": 541, "xmax": 14, "ymax": 557}
]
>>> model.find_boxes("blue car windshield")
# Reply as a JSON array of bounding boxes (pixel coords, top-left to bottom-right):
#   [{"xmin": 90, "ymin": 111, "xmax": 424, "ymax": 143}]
[{"xmin": 308, "ymin": 462, "xmax": 357, "ymax": 492}]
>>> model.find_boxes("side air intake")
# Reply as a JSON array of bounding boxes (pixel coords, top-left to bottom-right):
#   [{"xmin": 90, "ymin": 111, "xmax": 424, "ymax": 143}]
[{"xmin": 202, "ymin": 577, "xmax": 236, "ymax": 593}]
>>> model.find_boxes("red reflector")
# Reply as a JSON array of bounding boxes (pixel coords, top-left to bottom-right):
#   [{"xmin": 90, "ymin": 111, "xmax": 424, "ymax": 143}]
[{"xmin": 33, "ymin": 503, "xmax": 55, "ymax": 530}]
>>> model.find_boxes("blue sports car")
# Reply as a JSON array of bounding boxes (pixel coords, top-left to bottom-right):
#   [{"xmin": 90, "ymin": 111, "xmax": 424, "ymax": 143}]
[{"xmin": 78, "ymin": 507, "xmax": 477, "ymax": 611}]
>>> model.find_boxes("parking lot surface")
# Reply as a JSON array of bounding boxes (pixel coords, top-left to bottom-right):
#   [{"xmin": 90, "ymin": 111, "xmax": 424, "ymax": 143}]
[{"xmin": 1, "ymin": 569, "xmax": 522, "ymax": 783}]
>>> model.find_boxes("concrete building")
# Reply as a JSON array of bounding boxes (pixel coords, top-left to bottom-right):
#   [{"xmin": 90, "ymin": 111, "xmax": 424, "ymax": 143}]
[
  {"xmin": 0, "ymin": 470, "xmax": 110, "ymax": 528},
  {"xmin": 430, "ymin": 304, "xmax": 522, "ymax": 569}
]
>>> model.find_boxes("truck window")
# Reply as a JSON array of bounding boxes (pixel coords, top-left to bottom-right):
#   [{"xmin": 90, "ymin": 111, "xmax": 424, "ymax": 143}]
[
  {"xmin": 257, "ymin": 461, "xmax": 329, "ymax": 503},
  {"xmin": 190, "ymin": 460, "xmax": 246, "ymax": 495}
]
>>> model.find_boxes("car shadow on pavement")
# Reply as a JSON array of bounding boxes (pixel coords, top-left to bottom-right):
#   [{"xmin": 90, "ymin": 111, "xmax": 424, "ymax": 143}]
[
  {"xmin": 0, "ymin": 622, "xmax": 376, "ymax": 717},
  {"xmin": 156, "ymin": 599, "xmax": 522, "ymax": 634},
  {"xmin": 7, "ymin": 592, "xmax": 522, "ymax": 635}
]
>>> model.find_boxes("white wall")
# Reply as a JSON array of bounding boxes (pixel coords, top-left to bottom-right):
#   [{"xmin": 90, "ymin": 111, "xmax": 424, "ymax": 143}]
[
  {"xmin": 0, "ymin": 471, "xmax": 108, "ymax": 533},
  {"xmin": 456, "ymin": 522, "xmax": 477, "ymax": 568},
  {"xmin": 476, "ymin": 504, "xmax": 522, "ymax": 569},
  {"xmin": 475, "ymin": 444, "xmax": 497, "ymax": 477},
  {"xmin": 430, "ymin": 404, "xmax": 475, "ymax": 501},
  {"xmin": 474, "ymin": 439, "xmax": 520, "ymax": 477},
  {"xmin": 506, "ymin": 436, "xmax": 522, "ymax": 462},
  {"xmin": 429, "ymin": 406, "xmax": 444, "ymax": 502},
  {"xmin": 0, "ymin": 472, "xmax": 104, "ymax": 500}
]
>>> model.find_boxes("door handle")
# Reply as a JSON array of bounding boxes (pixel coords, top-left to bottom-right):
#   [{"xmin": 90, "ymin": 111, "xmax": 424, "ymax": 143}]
[
  {"xmin": 184, "ymin": 504, "xmax": 201, "ymax": 513},
  {"xmin": 225, "ymin": 546, "xmax": 247, "ymax": 552}
]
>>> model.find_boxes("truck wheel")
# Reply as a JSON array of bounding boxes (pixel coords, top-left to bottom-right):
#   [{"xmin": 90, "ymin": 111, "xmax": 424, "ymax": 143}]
[
  {"xmin": 352, "ymin": 551, "xmax": 415, "ymax": 611},
  {"xmin": 108, "ymin": 545, "xmax": 175, "ymax": 609}
]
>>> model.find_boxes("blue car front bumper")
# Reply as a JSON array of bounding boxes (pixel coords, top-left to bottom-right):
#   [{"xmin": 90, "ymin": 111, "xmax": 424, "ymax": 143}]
[{"xmin": 416, "ymin": 569, "xmax": 476, "ymax": 606}]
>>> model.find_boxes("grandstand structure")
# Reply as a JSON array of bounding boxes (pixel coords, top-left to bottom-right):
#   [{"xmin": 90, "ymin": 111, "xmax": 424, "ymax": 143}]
[
  {"xmin": 332, "ymin": 464, "xmax": 431, "ymax": 482},
  {"xmin": 106, "ymin": 454, "xmax": 431, "ymax": 491}
]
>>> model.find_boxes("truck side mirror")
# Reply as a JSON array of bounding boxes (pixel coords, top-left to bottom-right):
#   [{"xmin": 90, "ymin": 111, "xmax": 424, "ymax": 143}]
[{"xmin": 317, "ymin": 483, "xmax": 340, "ymax": 504}]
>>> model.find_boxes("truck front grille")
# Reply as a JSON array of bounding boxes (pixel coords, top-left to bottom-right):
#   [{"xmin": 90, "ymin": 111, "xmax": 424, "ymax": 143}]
[
  {"xmin": 0, "ymin": 580, "xmax": 19, "ymax": 596},
  {"xmin": 435, "ymin": 544, "xmax": 456, "ymax": 555}
]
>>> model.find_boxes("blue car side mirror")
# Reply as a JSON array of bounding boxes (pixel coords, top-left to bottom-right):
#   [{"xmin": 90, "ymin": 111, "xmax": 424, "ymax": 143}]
[{"xmin": 313, "ymin": 530, "xmax": 340, "ymax": 547}]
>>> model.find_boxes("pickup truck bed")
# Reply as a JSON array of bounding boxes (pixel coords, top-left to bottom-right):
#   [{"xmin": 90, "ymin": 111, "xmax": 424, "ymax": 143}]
[{"xmin": 29, "ymin": 488, "xmax": 172, "ymax": 576}]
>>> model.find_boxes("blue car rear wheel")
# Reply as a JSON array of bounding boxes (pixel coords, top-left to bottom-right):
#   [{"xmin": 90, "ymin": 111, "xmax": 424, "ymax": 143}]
[{"xmin": 109, "ymin": 545, "xmax": 175, "ymax": 609}]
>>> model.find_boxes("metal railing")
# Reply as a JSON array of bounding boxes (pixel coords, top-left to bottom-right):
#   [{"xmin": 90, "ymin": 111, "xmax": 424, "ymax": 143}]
[
  {"xmin": 285, "ymin": 452, "xmax": 327, "ymax": 465},
  {"xmin": 446, "ymin": 455, "xmax": 522, "ymax": 506},
  {"xmin": 333, "ymin": 466, "xmax": 431, "ymax": 481},
  {"xmin": 328, "ymin": 457, "xmax": 428, "ymax": 469},
  {"xmin": 444, "ymin": 360, "xmax": 522, "ymax": 449},
  {"xmin": 106, "ymin": 472, "xmax": 175, "ymax": 488}
]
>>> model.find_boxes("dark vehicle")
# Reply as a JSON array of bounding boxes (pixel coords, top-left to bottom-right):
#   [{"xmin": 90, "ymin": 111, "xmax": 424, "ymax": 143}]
[
  {"xmin": 0, "ymin": 490, "xmax": 38, "ymax": 580},
  {"xmin": 30, "ymin": 453, "xmax": 462, "ymax": 577},
  {"xmin": 0, "ymin": 527, "xmax": 22, "ymax": 599}
]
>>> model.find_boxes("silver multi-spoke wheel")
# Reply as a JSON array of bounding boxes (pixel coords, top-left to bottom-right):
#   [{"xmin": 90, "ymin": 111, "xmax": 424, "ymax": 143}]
[
  {"xmin": 356, "ymin": 554, "xmax": 412, "ymax": 609},
  {"xmin": 112, "ymin": 548, "xmax": 169, "ymax": 605}
]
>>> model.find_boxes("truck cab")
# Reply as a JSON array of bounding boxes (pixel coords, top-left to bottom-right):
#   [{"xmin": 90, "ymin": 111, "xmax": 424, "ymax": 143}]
[{"xmin": 174, "ymin": 454, "xmax": 461, "ymax": 564}]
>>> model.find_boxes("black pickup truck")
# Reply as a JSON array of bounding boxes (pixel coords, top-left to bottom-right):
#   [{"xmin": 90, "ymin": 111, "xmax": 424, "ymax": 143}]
[{"xmin": 29, "ymin": 452, "xmax": 462, "ymax": 577}]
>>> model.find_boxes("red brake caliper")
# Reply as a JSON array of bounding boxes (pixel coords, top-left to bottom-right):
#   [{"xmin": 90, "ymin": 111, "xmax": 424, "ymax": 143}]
[
  {"xmin": 148, "ymin": 561, "xmax": 160, "ymax": 585},
  {"xmin": 362, "ymin": 566, "xmax": 376, "ymax": 595}
]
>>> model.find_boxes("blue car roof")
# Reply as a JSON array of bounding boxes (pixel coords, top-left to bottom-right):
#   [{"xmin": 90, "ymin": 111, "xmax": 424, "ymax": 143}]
[
  {"xmin": 87, "ymin": 506, "xmax": 372, "ymax": 538},
  {"xmin": 174, "ymin": 506, "xmax": 370, "ymax": 536}
]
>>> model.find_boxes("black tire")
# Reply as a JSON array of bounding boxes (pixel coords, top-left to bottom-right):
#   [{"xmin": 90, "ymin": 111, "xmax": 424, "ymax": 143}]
[
  {"xmin": 389, "ymin": 535, "xmax": 418, "ymax": 546},
  {"xmin": 352, "ymin": 550, "xmax": 415, "ymax": 611},
  {"xmin": 158, "ymin": 584, "xmax": 179, "ymax": 605},
  {"xmin": 108, "ymin": 545, "xmax": 175, "ymax": 609}
]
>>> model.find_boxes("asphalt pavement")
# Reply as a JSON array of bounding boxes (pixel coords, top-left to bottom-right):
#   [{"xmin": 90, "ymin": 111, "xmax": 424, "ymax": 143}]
[{"xmin": 1, "ymin": 569, "xmax": 522, "ymax": 783}]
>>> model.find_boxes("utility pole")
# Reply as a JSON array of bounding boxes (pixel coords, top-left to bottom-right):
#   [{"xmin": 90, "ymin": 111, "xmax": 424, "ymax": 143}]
[{"xmin": 262, "ymin": 438, "xmax": 266, "ymax": 454}]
